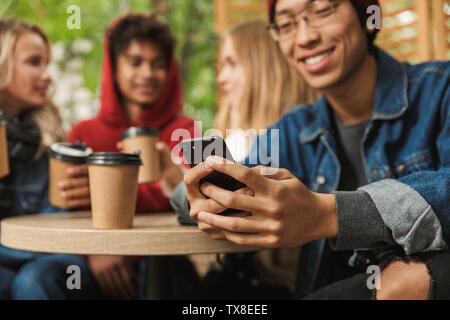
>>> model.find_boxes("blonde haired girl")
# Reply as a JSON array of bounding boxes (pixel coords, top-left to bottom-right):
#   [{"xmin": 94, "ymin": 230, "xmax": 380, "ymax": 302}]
[
  {"xmin": 0, "ymin": 18, "xmax": 65, "ymax": 152},
  {"xmin": 215, "ymin": 19, "xmax": 319, "ymax": 162},
  {"xmin": 0, "ymin": 18, "xmax": 66, "ymax": 299},
  {"xmin": 179, "ymin": 20, "xmax": 320, "ymax": 299}
]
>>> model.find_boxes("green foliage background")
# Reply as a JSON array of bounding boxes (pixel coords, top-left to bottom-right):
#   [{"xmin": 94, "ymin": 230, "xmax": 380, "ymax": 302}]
[{"xmin": 3, "ymin": 0, "xmax": 219, "ymax": 130}]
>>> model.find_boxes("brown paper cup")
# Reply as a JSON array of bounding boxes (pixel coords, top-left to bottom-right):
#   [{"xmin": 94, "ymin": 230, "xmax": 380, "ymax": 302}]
[
  {"xmin": 0, "ymin": 123, "xmax": 9, "ymax": 178},
  {"xmin": 88, "ymin": 164, "xmax": 139, "ymax": 229},
  {"xmin": 49, "ymin": 157, "xmax": 73, "ymax": 208},
  {"xmin": 122, "ymin": 135, "xmax": 160, "ymax": 184},
  {"xmin": 48, "ymin": 143, "xmax": 92, "ymax": 208}
]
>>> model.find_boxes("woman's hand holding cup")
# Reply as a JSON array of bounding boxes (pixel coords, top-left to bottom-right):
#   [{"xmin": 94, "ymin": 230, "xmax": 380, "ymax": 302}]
[
  {"xmin": 155, "ymin": 141, "xmax": 185, "ymax": 193},
  {"xmin": 58, "ymin": 164, "xmax": 91, "ymax": 208}
]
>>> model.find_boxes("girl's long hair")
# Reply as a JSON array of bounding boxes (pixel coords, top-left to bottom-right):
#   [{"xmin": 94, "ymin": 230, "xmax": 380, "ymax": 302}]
[
  {"xmin": 0, "ymin": 18, "xmax": 65, "ymax": 152},
  {"xmin": 214, "ymin": 19, "xmax": 319, "ymax": 134}
]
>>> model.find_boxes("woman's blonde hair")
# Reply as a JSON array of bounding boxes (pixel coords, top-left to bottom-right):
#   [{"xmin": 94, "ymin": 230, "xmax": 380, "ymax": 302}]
[
  {"xmin": 0, "ymin": 18, "xmax": 65, "ymax": 151},
  {"xmin": 214, "ymin": 19, "xmax": 319, "ymax": 133}
]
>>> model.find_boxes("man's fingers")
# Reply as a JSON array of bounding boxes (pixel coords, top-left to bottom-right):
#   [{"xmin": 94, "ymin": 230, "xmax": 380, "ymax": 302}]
[
  {"xmin": 98, "ymin": 272, "xmax": 118, "ymax": 298},
  {"xmin": 66, "ymin": 198, "xmax": 91, "ymax": 208},
  {"xmin": 115, "ymin": 265, "xmax": 137, "ymax": 300},
  {"xmin": 254, "ymin": 166, "xmax": 292, "ymax": 180},
  {"xmin": 200, "ymin": 183, "xmax": 261, "ymax": 212},
  {"xmin": 222, "ymin": 231, "xmax": 275, "ymax": 248},
  {"xmin": 66, "ymin": 164, "xmax": 89, "ymax": 177},
  {"xmin": 189, "ymin": 198, "xmax": 226, "ymax": 220},
  {"xmin": 198, "ymin": 221, "xmax": 219, "ymax": 233},
  {"xmin": 122, "ymin": 258, "xmax": 138, "ymax": 281},
  {"xmin": 61, "ymin": 186, "xmax": 90, "ymax": 199},
  {"xmin": 205, "ymin": 156, "xmax": 270, "ymax": 193},
  {"xmin": 94, "ymin": 273, "xmax": 109, "ymax": 296},
  {"xmin": 58, "ymin": 177, "xmax": 89, "ymax": 190},
  {"xmin": 108, "ymin": 268, "xmax": 129, "ymax": 299},
  {"xmin": 184, "ymin": 163, "xmax": 214, "ymax": 199},
  {"xmin": 198, "ymin": 221, "xmax": 226, "ymax": 240},
  {"xmin": 197, "ymin": 211, "xmax": 265, "ymax": 234},
  {"xmin": 155, "ymin": 142, "xmax": 173, "ymax": 167}
]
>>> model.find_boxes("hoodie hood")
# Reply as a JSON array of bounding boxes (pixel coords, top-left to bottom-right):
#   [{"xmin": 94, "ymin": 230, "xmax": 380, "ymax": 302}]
[{"xmin": 99, "ymin": 15, "xmax": 183, "ymax": 129}]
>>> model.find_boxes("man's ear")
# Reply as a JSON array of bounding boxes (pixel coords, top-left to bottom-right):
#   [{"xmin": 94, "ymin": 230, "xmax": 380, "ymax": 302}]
[{"xmin": 365, "ymin": 26, "xmax": 377, "ymax": 35}]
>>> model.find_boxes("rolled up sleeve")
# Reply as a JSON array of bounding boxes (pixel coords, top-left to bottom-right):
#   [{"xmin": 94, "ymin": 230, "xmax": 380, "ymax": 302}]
[
  {"xmin": 359, "ymin": 179, "xmax": 448, "ymax": 255},
  {"xmin": 329, "ymin": 190, "xmax": 395, "ymax": 251}
]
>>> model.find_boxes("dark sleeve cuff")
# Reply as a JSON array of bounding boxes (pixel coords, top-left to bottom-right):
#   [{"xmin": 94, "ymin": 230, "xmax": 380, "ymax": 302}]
[
  {"xmin": 170, "ymin": 182, "xmax": 197, "ymax": 226},
  {"xmin": 329, "ymin": 190, "xmax": 394, "ymax": 251}
]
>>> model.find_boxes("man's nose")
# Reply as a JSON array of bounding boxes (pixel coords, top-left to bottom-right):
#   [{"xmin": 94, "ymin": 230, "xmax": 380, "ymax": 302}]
[
  {"xmin": 140, "ymin": 63, "xmax": 153, "ymax": 78},
  {"xmin": 295, "ymin": 18, "xmax": 320, "ymax": 47}
]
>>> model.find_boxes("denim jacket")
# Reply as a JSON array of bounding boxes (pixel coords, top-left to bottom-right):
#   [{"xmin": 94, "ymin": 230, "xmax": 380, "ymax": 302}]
[
  {"xmin": 0, "ymin": 152, "xmax": 66, "ymax": 268},
  {"xmin": 0, "ymin": 152, "xmax": 62, "ymax": 217},
  {"xmin": 240, "ymin": 47, "xmax": 450, "ymax": 295},
  {"xmin": 172, "ymin": 48, "xmax": 450, "ymax": 297}
]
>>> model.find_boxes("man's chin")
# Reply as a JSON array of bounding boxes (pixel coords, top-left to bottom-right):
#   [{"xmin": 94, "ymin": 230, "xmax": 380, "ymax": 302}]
[
  {"xmin": 129, "ymin": 97, "xmax": 157, "ymax": 108},
  {"xmin": 139, "ymin": 103, "xmax": 155, "ymax": 109}
]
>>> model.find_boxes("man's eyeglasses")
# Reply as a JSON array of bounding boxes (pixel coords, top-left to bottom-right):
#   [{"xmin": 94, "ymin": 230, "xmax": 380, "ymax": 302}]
[{"xmin": 267, "ymin": 0, "xmax": 343, "ymax": 42}]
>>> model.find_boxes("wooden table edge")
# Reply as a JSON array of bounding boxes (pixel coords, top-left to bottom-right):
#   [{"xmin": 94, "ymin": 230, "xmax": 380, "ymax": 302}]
[{"xmin": 0, "ymin": 213, "xmax": 260, "ymax": 256}]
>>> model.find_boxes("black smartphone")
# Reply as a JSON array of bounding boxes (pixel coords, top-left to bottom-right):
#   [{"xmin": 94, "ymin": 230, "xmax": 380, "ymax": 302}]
[{"xmin": 180, "ymin": 136, "xmax": 246, "ymax": 215}]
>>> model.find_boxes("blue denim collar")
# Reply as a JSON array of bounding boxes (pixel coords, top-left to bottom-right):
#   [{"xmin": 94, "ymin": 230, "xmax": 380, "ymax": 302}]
[{"xmin": 300, "ymin": 47, "xmax": 409, "ymax": 144}]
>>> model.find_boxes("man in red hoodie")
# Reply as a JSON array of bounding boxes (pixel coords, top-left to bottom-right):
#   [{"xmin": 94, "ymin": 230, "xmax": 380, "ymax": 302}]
[{"xmin": 48, "ymin": 14, "xmax": 194, "ymax": 299}]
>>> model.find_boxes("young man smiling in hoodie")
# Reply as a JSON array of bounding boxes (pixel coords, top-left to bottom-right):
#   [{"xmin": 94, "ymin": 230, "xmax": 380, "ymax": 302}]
[{"xmin": 180, "ymin": 0, "xmax": 450, "ymax": 299}]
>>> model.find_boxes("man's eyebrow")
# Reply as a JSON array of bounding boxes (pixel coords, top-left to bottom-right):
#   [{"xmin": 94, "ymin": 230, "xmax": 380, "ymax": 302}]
[
  {"xmin": 124, "ymin": 53, "xmax": 164, "ymax": 61},
  {"xmin": 124, "ymin": 53, "xmax": 141, "ymax": 59},
  {"xmin": 275, "ymin": 9, "xmax": 292, "ymax": 16},
  {"xmin": 275, "ymin": 0, "xmax": 315, "ymax": 16}
]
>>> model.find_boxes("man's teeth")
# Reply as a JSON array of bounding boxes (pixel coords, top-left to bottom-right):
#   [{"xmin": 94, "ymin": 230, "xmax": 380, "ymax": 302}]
[{"xmin": 304, "ymin": 50, "xmax": 333, "ymax": 65}]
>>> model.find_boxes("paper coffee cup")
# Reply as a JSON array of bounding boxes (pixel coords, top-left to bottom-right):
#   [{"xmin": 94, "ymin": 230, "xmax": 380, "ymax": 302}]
[
  {"xmin": 87, "ymin": 152, "xmax": 142, "ymax": 229},
  {"xmin": 49, "ymin": 142, "xmax": 92, "ymax": 208},
  {"xmin": 120, "ymin": 127, "xmax": 160, "ymax": 184},
  {"xmin": 0, "ymin": 119, "xmax": 9, "ymax": 178}
]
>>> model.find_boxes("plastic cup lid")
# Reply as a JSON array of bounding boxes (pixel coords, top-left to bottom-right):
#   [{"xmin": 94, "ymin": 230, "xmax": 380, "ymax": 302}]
[
  {"xmin": 120, "ymin": 127, "xmax": 159, "ymax": 140},
  {"xmin": 87, "ymin": 151, "xmax": 142, "ymax": 166},
  {"xmin": 49, "ymin": 142, "xmax": 93, "ymax": 164}
]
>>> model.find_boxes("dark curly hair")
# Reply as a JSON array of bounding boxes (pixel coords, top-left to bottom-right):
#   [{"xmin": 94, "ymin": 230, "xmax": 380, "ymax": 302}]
[
  {"xmin": 108, "ymin": 14, "xmax": 176, "ymax": 71},
  {"xmin": 349, "ymin": 0, "xmax": 378, "ymax": 54}
]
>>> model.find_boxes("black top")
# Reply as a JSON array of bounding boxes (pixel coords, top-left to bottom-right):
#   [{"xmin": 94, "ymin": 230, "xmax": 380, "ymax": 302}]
[
  {"xmin": 87, "ymin": 152, "xmax": 142, "ymax": 166},
  {"xmin": 120, "ymin": 127, "xmax": 159, "ymax": 140}
]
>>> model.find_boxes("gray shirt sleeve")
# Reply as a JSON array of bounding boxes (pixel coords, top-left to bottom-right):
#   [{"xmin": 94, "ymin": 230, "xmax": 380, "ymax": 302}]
[
  {"xmin": 329, "ymin": 185, "xmax": 448, "ymax": 255},
  {"xmin": 330, "ymin": 111, "xmax": 447, "ymax": 255},
  {"xmin": 170, "ymin": 182, "xmax": 197, "ymax": 226},
  {"xmin": 359, "ymin": 179, "xmax": 448, "ymax": 254},
  {"xmin": 329, "ymin": 190, "xmax": 395, "ymax": 251}
]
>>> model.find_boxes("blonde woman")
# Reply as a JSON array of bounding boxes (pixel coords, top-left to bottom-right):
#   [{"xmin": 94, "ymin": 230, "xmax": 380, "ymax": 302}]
[
  {"xmin": 168, "ymin": 20, "xmax": 319, "ymax": 299},
  {"xmin": 214, "ymin": 20, "xmax": 318, "ymax": 162},
  {"xmin": 0, "ymin": 18, "xmax": 91, "ymax": 300}
]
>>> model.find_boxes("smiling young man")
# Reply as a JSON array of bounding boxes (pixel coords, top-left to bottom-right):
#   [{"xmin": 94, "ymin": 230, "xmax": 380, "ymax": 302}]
[{"xmin": 180, "ymin": 0, "xmax": 450, "ymax": 299}]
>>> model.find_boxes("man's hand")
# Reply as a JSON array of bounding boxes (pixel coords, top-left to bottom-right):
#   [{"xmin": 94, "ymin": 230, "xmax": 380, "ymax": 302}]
[
  {"xmin": 87, "ymin": 255, "xmax": 137, "ymax": 300},
  {"xmin": 58, "ymin": 164, "xmax": 90, "ymax": 208},
  {"xmin": 117, "ymin": 141, "xmax": 185, "ymax": 194},
  {"xmin": 184, "ymin": 160, "xmax": 229, "ymax": 240},
  {"xmin": 155, "ymin": 142, "xmax": 185, "ymax": 192},
  {"xmin": 187, "ymin": 156, "xmax": 338, "ymax": 248}
]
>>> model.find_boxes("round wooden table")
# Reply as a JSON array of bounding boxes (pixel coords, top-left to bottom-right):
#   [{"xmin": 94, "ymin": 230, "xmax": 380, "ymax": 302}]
[{"xmin": 0, "ymin": 211, "xmax": 258, "ymax": 256}]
